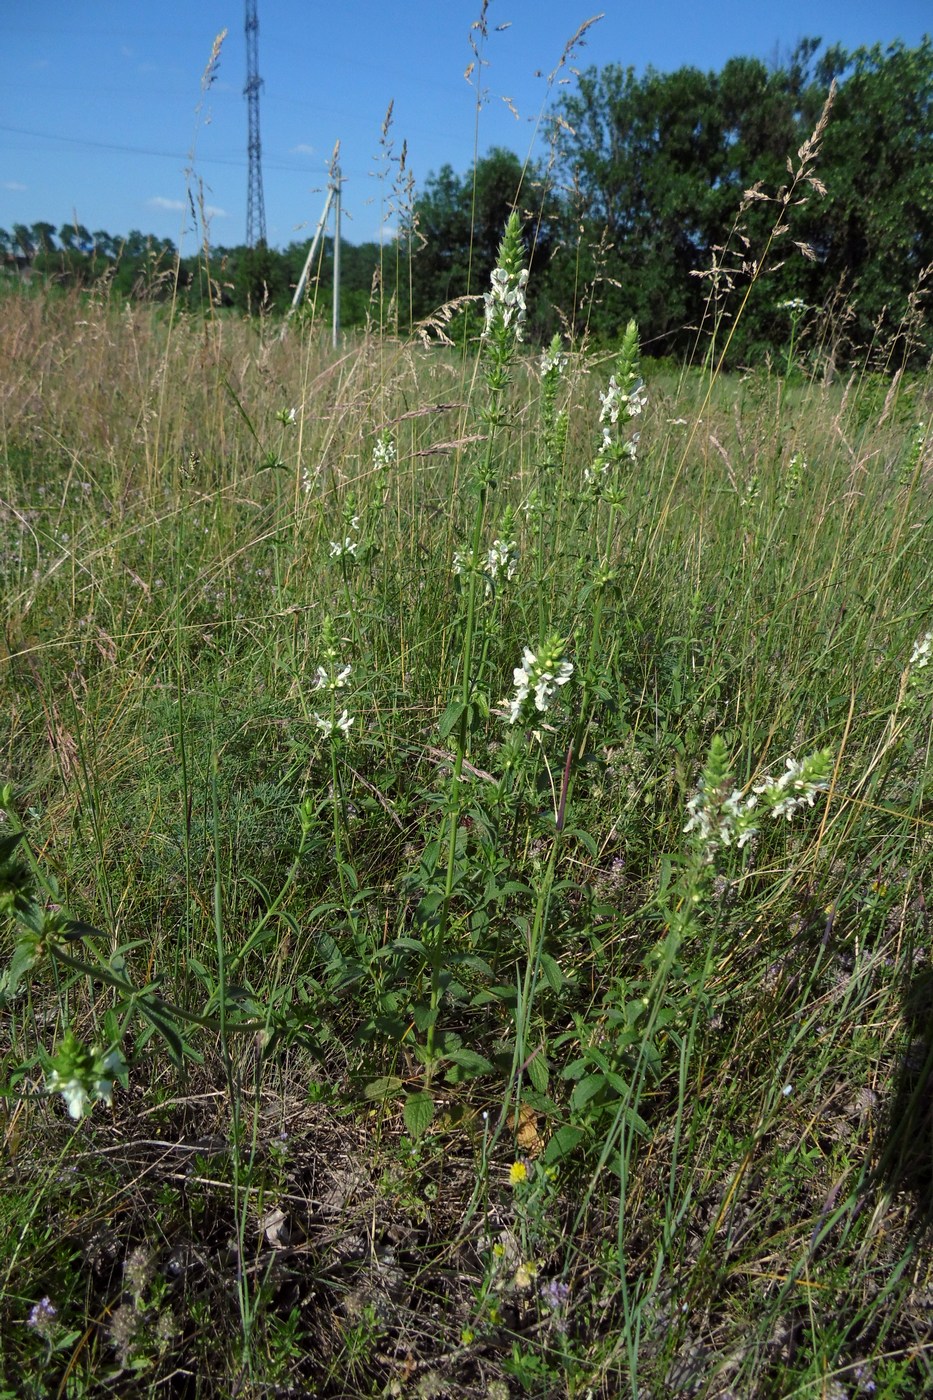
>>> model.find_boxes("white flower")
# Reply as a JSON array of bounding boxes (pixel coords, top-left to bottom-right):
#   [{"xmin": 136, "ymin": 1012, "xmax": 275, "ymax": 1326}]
[
  {"xmin": 329, "ymin": 537, "xmax": 358, "ymax": 559},
  {"xmin": 752, "ymin": 751, "xmax": 832, "ymax": 821},
  {"xmin": 683, "ymin": 786, "xmax": 758, "ymax": 859},
  {"xmin": 46, "ymin": 1039, "xmax": 125, "ymax": 1120},
  {"xmin": 485, "ymin": 538, "xmax": 518, "ymax": 587},
  {"xmin": 910, "ymin": 631, "xmax": 933, "ymax": 670},
  {"xmin": 315, "ymin": 664, "xmax": 351, "ymax": 691},
  {"xmin": 373, "ymin": 435, "xmax": 396, "ymax": 470},
  {"xmin": 506, "ymin": 637, "xmax": 573, "ymax": 725},
  {"xmin": 626, "ymin": 383, "xmax": 647, "ymax": 416},
  {"xmin": 47, "ymin": 1072, "xmax": 92, "ymax": 1121},
  {"xmin": 599, "ymin": 376, "xmax": 622, "ymax": 425},
  {"xmin": 540, "ymin": 345, "xmax": 567, "ymax": 377},
  {"xmin": 454, "ymin": 540, "xmax": 518, "ymax": 595},
  {"xmin": 315, "ymin": 709, "xmax": 353, "ymax": 738},
  {"xmin": 483, "ymin": 265, "xmax": 529, "ymax": 341}
]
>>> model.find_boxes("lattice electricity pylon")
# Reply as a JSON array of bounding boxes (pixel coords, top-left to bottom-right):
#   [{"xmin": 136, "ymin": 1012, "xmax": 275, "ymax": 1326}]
[{"xmin": 244, "ymin": 0, "xmax": 267, "ymax": 247}]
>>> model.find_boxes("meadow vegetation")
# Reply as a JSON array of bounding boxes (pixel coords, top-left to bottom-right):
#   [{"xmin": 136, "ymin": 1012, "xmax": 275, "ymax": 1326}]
[{"xmin": 2, "ymin": 54, "xmax": 933, "ymax": 1400}]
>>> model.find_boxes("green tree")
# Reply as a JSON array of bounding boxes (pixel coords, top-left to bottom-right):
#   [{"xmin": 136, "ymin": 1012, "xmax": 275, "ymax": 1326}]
[
  {"xmin": 805, "ymin": 39, "xmax": 933, "ymax": 362},
  {"xmin": 233, "ymin": 242, "xmax": 289, "ymax": 313},
  {"xmin": 555, "ymin": 39, "xmax": 933, "ymax": 363},
  {"xmin": 404, "ymin": 147, "xmax": 558, "ymax": 332},
  {"xmin": 11, "ymin": 224, "xmax": 35, "ymax": 259},
  {"xmin": 30, "ymin": 221, "xmax": 57, "ymax": 255}
]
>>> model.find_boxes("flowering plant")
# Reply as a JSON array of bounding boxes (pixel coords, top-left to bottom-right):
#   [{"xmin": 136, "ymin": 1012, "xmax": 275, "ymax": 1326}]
[{"xmin": 505, "ymin": 635, "xmax": 574, "ymax": 727}]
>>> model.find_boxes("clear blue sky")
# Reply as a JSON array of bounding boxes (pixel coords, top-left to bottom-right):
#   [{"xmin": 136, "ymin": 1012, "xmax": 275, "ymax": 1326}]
[{"xmin": 2, "ymin": 1, "xmax": 929, "ymax": 251}]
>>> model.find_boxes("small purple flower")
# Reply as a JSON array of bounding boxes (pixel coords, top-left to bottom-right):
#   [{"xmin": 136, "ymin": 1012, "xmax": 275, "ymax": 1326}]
[
  {"xmin": 27, "ymin": 1296, "xmax": 57, "ymax": 1338},
  {"xmin": 540, "ymin": 1278, "xmax": 570, "ymax": 1311}
]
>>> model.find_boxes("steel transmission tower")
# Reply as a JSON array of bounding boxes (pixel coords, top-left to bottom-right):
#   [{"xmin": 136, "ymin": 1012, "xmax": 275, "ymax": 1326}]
[{"xmin": 244, "ymin": 0, "xmax": 267, "ymax": 247}]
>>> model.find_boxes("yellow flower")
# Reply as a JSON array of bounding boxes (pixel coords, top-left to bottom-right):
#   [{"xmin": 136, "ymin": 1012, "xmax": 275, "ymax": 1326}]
[{"xmin": 509, "ymin": 1160, "xmax": 528, "ymax": 1186}]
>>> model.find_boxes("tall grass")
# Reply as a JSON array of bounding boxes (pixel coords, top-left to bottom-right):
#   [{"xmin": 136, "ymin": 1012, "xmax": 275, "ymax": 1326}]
[{"xmin": 1, "ymin": 199, "xmax": 933, "ymax": 1398}]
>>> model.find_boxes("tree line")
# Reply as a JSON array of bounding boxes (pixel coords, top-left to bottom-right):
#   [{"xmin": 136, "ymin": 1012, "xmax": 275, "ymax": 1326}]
[{"xmin": 3, "ymin": 36, "xmax": 931, "ymax": 366}]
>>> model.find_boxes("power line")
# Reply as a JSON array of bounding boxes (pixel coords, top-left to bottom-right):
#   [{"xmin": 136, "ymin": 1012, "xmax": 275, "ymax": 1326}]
[{"xmin": 0, "ymin": 122, "xmax": 318, "ymax": 174}]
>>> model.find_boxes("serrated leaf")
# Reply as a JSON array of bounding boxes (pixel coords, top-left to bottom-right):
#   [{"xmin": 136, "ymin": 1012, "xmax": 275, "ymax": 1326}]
[
  {"xmin": 444, "ymin": 1048, "xmax": 494, "ymax": 1074},
  {"xmin": 518, "ymin": 1088, "xmax": 559, "ymax": 1116},
  {"xmin": 411, "ymin": 1003, "xmax": 438, "ymax": 1033},
  {"xmin": 543, "ymin": 1123, "xmax": 585, "ymax": 1166},
  {"xmin": 403, "ymin": 1090, "xmax": 434, "ymax": 1138},
  {"xmin": 363, "ymin": 1076, "xmax": 404, "ymax": 1101},
  {"xmin": 559, "ymin": 1055, "xmax": 589, "ymax": 1082},
  {"xmin": 526, "ymin": 1049, "xmax": 550, "ymax": 1095}
]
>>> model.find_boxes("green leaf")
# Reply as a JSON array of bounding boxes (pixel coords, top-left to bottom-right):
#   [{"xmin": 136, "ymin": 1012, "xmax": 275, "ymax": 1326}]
[
  {"xmin": 539, "ymin": 952, "xmax": 565, "ymax": 993},
  {"xmin": 411, "ymin": 1003, "xmax": 438, "ymax": 1033},
  {"xmin": 570, "ymin": 1072, "xmax": 607, "ymax": 1112},
  {"xmin": 487, "ymin": 879, "xmax": 531, "ymax": 902},
  {"xmin": 444, "ymin": 1048, "xmax": 494, "ymax": 1074},
  {"xmin": 403, "ymin": 1090, "xmax": 434, "ymax": 1138},
  {"xmin": 414, "ymin": 892, "xmax": 444, "ymax": 926},
  {"xmin": 448, "ymin": 952, "xmax": 493, "ymax": 977},
  {"xmin": 526, "ymin": 1049, "xmax": 550, "ymax": 1094},
  {"xmin": 136, "ymin": 996, "xmax": 197, "ymax": 1066},
  {"xmin": 339, "ymin": 861, "xmax": 359, "ymax": 892},
  {"xmin": 625, "ymin": 998, "xmax": 648, "ymax": 1028},
  {"xmin": 0, "ymin": 937, "xmax": 39, "ymax": 1002},
  {"xmin": 566, "ymin": 828, "xmax": 597, "ymax": 856},
  {"xmin": 0, "ymin": 832, "xmax": 25, "ymax": 865},
  {"xmin": 623, "ymin": 1104, "xmax": 651, "ymax": 1137},
  {"xmin": 518, "ymin": 1087, "xmax": 559, "ymax": 1115},
  {"xmin": 363, "ymin": 1076, "xmax": 404, "ymax": 1101},
  {"xmin": 389, "ymin": 936, "xmax": 428, "ymax": 956},
  {"xmin": 543, "ymin": 1123, "xmax": 585, "ymax": 1166},
  {"xmin": 438, "ymin": 700, "xmax": 466, "ymax": 741}
]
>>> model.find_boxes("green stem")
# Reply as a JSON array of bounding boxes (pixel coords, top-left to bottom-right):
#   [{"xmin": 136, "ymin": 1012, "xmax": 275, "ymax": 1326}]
[{"xmin": 428, "ymin": 394, "xmax": 502, "ymax": 1065}]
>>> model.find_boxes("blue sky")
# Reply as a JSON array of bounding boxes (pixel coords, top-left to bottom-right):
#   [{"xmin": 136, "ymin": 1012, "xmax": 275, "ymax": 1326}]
[{"xmin": 2, "ymin": 1, "xmax": 930, "ymax": 251}]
